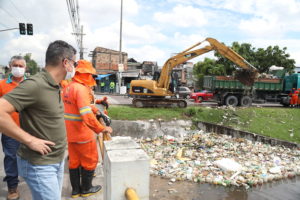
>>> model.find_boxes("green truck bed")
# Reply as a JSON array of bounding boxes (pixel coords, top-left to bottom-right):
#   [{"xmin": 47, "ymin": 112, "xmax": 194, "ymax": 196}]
[{"xmin": 204, "ymin": 76, "xmax": 283, "ymax": 91}]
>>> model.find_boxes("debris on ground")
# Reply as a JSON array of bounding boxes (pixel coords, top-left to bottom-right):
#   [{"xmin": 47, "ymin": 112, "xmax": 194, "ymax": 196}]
[{"xmin": 138, "ymin": 131, "xmax": 300, "ymax": 189}]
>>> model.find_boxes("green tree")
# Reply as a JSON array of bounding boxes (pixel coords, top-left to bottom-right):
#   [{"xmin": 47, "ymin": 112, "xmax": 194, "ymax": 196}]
[
  {"xmin": 193, "ymin": 58, "xmax": 225, "ymax": 88},
  {"xmin": 254, "ymin": 46, "xmax": 295, "ymax": 74},
  {"xmin": 215, "ymin": 42, "xmax": 295, "ymax": 74},
  {"xmin": 24, "ymin": 54, "xmax": 39, "ymax": 75},
  {"xmin": 215, "ymin": 42, "xmax": 257, "ymax": 75}
]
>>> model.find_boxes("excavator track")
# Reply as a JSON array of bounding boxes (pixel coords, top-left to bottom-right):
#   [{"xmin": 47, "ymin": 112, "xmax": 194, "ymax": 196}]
[{"xmin": 132, "ymin": 98, "xmax": 187, "ymax": 108}]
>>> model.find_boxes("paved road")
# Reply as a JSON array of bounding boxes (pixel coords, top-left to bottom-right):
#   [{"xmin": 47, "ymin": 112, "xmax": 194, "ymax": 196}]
[{"xmin": 95, "ymin": 93, "xmax": 283, "ymax": 108}]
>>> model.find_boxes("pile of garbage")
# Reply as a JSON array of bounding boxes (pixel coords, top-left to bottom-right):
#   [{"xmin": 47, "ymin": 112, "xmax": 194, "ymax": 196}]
[{"xmin": 138, "ymin": 131, "xmax": 300, "ymax": 189}]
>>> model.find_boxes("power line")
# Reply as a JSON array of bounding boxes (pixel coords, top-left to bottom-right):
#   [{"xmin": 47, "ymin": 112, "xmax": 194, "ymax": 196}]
[
  {"xmin": 0, "ymin": 6, "xmax": 19, "ymax": 23},
  {"xmin": 66, "ymin": 0, "xmax": 85, "ymax": 59},
  {"xmin": 8, "ymin": 0, "xmax": 30, "ymax": 22},
  {"xmin": 0, "ymin": 22, "xmax": 9, "ymax": 29}
]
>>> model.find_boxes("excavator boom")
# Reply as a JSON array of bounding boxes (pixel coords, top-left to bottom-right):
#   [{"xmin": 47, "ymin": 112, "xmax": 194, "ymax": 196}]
[{"xmin": 130, "ymin": 37, "xmax": 258, "ymax": 108}]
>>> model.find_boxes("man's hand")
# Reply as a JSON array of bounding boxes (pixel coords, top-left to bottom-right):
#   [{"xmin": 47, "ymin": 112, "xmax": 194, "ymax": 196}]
[
  {"xmin": 102, "ymin": 126, "xmax": 113, "ymax": 134},
  {"xmin": 25, "ymin": 137, "xmax": 55, "ymax": 155}
]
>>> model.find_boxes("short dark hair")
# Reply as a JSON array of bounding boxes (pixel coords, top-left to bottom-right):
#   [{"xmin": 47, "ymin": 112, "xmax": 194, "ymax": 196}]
[{"xmin": 45, "ymin": 40, "xmax": 77, "ymax": 66}]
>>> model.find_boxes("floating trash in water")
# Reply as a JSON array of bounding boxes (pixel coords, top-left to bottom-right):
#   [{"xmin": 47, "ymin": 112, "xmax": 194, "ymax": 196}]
[{"xmin": 138, "ymin": 131, "xmax": 300, "ymax": 189}]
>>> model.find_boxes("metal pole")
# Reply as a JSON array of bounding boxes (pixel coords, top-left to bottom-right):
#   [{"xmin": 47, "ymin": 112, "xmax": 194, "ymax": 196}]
[
  {"xmin": 118, "ymin": 0, "xmax": 123, "ymax": 94},
  {"xmin": 80, "ymin": 25, "xmax": 84, "ymax": 59},
  {"xmin": 0, "ymin": 28, "xmax": 19, "ymax": 32},
  {"xmin": 119, "ymin": 0, "xmax": 123, "ymax": 64}
]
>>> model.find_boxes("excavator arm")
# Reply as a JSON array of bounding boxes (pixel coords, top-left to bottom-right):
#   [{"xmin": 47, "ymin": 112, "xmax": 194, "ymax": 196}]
[{"xmin": 157, "ymin": 37, "xmax": 258, "ymax": 89}]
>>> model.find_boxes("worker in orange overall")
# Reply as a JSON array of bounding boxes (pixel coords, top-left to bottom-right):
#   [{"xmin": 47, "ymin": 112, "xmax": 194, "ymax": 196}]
[
  {"xmin": 298, "ymin": 89, "xmax": 300, "ymax": 107},
  {"xmin": 60, "ymin": 79, "xmax": 71, "ymax": 89},
  {"xmin": 290, "ymin": 89, "xmax": 299, "ymax": 107},
  {"xmin": 0, "ymin": 55, "xmax": 27, "ymax": 200},
  {"xmin": 62, "ymin": 60, "xmax": 112, "ymax": 198}
]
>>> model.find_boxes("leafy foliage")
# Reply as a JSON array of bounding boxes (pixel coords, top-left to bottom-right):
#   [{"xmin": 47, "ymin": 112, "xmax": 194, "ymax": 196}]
[
  {"xmin": 214, "ymin": 42, "xmax": 296, "ymax": 74},
  {"xmin": 24, "ymin": 54, "xmax": 40, "ymax": 75},
  {"xmin": 193, "ymin": 58, "xmax": 225, "ymax": 88}
]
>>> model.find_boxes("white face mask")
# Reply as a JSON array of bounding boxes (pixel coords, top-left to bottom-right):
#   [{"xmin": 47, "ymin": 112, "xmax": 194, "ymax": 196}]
[
  {"xmin": 11, "ymin": 67, "xmax": 25, "ymax": 77},
  {"xmin": 64, "ymin": 65, "xmax": 75, "ymax": 80}
]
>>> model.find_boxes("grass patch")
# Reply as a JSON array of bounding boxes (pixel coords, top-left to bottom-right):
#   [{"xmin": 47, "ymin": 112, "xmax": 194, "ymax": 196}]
[
  {"xmin": 109, "ymin": 105, "xmax": 300, "ymax": 144},
  {"xmin": 109, "ymin": 105, "xmax": 188, "ymax": 121}
]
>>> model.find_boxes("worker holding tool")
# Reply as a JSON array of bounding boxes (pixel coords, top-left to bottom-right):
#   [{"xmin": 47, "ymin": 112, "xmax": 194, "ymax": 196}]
[{"xmin": 62, "ymin": 60, "xmax": 112, "ymax": 198}]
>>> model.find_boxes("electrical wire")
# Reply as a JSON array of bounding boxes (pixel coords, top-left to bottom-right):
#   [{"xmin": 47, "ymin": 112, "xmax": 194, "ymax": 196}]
[
  {"xmin": 0, "ymin": 22, "xmax": 9, "ymax": 29},
  {"xmin": 8, "ymin": 0, "xmax": 30, "ymax": 22},
  {"xmin": 0, "ymin": 6, "xmax": 19, "ymax": 23},
  {"xmin": 66, "ymin": 0, "xmax": 82, "ymax": 48}
]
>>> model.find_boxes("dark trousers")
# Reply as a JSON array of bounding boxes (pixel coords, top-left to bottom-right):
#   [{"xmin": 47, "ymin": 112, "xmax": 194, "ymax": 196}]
[{"xmin": 1, "ymin": 134, "xmax": 20, "ymax": 188}]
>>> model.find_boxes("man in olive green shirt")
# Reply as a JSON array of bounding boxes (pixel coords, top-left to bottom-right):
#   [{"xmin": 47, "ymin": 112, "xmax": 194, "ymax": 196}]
[{"xmin": 0, "ymin": 40, "xmax": 77, "ymax": 200}]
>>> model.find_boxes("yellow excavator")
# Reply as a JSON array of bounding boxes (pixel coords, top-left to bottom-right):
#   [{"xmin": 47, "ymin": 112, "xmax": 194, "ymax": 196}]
[{"xmin": 129, "ymin": 37, "xmax": 258, "ymax": 108}]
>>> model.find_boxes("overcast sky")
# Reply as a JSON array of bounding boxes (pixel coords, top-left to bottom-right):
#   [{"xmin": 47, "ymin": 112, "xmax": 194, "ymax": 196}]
[{"xmin": 1, "ymin": 0, "xmax": 300, "ymax": 67}]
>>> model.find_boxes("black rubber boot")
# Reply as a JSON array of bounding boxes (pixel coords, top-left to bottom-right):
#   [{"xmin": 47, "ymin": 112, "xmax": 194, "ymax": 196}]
[
  {"xmin": 69, "ymin": 168, "xmax": 81, "ymax": 198},
  {"xmin": 81, "ymin": 168, "xmax": 102, "ymax": 197}
]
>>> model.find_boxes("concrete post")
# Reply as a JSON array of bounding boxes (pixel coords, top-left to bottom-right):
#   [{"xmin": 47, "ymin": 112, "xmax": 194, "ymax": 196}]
[{"xmin": 104, "ymin": 137, "xmax": 150, "ymax": 200}]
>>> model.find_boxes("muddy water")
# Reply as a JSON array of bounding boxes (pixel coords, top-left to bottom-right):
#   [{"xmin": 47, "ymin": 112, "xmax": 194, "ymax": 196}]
[{"xmin": 150, "ymin": 176, "xmax": 300, "ymax": 200}]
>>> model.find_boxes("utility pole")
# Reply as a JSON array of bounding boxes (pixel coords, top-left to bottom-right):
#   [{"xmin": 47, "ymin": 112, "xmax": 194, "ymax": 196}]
[
  {"xmin": 72, "ymin": 25, "xmax": 85, "ymax": 59},
  {"xmin": 118, "ymin": 0, "xmax": 124, "ymax": 94},
  {"xmin": 119, "ymin": 0, "xmax": 123, "ymax": 64},
  {"xmin": 80, "ymin": 25, "xmax": 84, "ymax": 59}
]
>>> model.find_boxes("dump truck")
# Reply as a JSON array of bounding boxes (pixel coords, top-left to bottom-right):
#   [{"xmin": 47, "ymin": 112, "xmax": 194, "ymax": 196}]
[{"xmin": 203, "ymin": 71, "xmax": 300, "ymax": 107}]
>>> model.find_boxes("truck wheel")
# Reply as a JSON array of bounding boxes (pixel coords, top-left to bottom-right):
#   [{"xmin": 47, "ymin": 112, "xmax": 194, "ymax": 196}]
[
  {"xmin": 240, "ymin": 96, "xmax": 252, "ymax": 107},
  {"xmin": 225, "ymin": 95, "xmax": 238, "ymax": 107}
]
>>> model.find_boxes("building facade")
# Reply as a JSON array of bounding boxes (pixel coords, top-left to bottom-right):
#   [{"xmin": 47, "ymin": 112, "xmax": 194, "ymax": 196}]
[{"xmin": 91, "ymin": 47, "xmax": 128, "ymax": 73}]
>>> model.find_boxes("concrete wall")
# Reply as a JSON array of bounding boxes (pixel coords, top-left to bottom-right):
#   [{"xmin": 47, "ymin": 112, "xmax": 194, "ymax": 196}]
[
  {"xmin": 196, "ymin": 121, "xmax": 300, "ymax": 148},
  {"xmin": 110, "ymin": 119, "xmax": 299, "ymax": 148},
  {"xmin": 111, "ymin": 119, "xmax": 193, "ymax": 139},
  {"xmin": 104, "ymin": 137, "xmax": 149, "ymax": 200}
]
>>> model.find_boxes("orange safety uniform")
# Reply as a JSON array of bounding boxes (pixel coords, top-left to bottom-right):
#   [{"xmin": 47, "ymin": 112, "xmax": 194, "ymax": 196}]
[
  {"xmin": 0, "ymin": 74, "xmax": 26, "ymax": 125},
  {"xmin": 60, "ymin": 79, "xmax": 71, "ymax": 89},
  {"xmin": 298, "ymin": 89, "xmax": 300, "ymax": 106},
  {"xmin": 290, "ymin": 90, "xmax": 299, "ymax": 106},
  {"xmin": 63, "ymin": 60, "xmax": 104, "ymax": 170}
]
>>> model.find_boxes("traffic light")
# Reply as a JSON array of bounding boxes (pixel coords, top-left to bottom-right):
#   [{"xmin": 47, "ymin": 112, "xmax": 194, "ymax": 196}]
[
  {"xmin": 19, "ymin": 23, "xmax": 26, "ymax": 35},
  {"xmin": 27, "ymin": 23, "xmax": 33, "ymax": 35}
]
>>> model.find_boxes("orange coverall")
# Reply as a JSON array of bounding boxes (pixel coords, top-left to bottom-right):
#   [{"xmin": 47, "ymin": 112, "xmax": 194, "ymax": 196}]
[
  {"xmin": 298, "ymin": 89, "xmax": 300, "ymax": 106},
  {"xmin": 0, "ymin": 75, "xmax": 21, "ymax": 125},
  {"xmin": 63, "ymin": 81, "xmax": 105, "ymax": 170},
  {"xmin": 290, "ymin": 90, "xmax": 299, "ymax": 106}
]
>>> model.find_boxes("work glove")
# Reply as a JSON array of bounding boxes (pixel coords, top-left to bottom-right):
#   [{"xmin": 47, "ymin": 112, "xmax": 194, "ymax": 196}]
[{"xmin": 96, "ymin": 112, "xmax": 111, "ymax": 126}]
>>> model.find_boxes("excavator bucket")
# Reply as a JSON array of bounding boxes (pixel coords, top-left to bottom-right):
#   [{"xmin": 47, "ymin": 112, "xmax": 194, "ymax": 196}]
[{"xmin": 234, "ymin": 69, "xmax": 258, "ymax": 86}]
